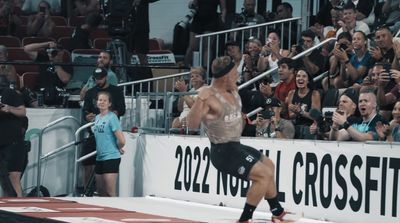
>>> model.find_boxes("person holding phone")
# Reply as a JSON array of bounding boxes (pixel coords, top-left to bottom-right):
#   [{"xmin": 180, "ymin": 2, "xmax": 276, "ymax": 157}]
[{"xmin": 26, "ymin": 0, "xmax": 55, "ymax": 37}]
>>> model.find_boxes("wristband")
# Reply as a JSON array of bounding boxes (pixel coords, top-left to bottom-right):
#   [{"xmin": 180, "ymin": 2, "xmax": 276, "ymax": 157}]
[{"xmin": 342, "ymin": 121, "xmax": 350, "ymax": 130}]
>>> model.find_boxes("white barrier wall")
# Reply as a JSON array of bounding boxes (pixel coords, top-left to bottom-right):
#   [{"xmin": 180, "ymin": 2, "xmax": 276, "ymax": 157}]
[{"xmin": 137, "ymin": 134, "xmax": 400, "ymax": 223}]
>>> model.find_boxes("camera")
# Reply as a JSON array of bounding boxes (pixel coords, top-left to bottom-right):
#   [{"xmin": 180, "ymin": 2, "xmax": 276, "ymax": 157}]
[
  {"xmin": 260, "ymin": 110, "xmax": 274, "ymax": 119},
  {"xmin": 339, "ymin": 43, "xmax": 348, "ymax": 51},
  {"xmin": 46, "ymin": 48, "xmax": 59, "ymax": 57},
  {"xmin": 40, "ymin": 87, "xmax": 70, "ymax": 107}
]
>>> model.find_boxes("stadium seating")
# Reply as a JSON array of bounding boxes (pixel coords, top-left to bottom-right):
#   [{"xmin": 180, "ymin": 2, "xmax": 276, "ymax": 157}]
[
  {"xmin": 93, "ymin": 37, "xmax": 112, "ymax": 50},
  {"xmin": 20, "ymin": 71, "xmax": 39, "ymax": 90},
  {"xmin": 22, "ymin": 37, "xmax": 55, "ymax": 46},
  {"xmin": 51, "ymin": 16, "xmax": 68, "ymax": 26},
  {"xmin": 0, "ymin": 36, "xmax": 21, "ymax": 47},
  {"xmin": 89, "ymin": 28, "xmax": 109, "ymax": 41},
  {"xmin": 58, "ymin": 36, "xmax": 71, "ymax": 50},
  {"xmin": 7, "ymin": 47, "xmax": 39, "ymax": 75},
  {"xmin": 51, "ymin": 26, "xmax": 74, "ymax": 41},
  {"xmin": 68, "ymin": 16, "xmax": 85, "ymax": 27}
]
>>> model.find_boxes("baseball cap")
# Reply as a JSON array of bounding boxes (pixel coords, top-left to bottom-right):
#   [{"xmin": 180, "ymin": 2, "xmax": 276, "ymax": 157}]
[
  {"xmin": 92, "ymin": 67, "xmax": 107, "ymax": 79},
  {"xmin": 341, "ymin": 88, "xmax": 358, "ymax": 106},
  {"xmin": 265, "ymin": 97, "xmax": 282, "ymax": 107}
]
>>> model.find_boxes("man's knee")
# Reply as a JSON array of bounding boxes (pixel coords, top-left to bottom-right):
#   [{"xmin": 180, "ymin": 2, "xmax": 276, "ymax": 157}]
[{"xmin": 250, "ymin": 161, "xmax": 274, "ymax": 182}]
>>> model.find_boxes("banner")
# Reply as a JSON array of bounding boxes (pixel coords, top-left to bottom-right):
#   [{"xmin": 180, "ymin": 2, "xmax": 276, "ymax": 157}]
[
  {"xmin": 139, "ymin": 135, "xmax": 400, "ymax": 223},
  {"xmin": 130, "ymin": 53, "xmax": 176, "ymax": 65}
]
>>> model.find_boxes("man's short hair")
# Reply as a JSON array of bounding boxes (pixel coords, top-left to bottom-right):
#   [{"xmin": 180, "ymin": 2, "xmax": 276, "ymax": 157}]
[
  {"xmin": 278, "ymin": 57, "xmax": 296, "ymax": 70},
  {"xmin": 247, "ymin": 37, "xmax": 262, "ymax": 47},
  {"xmin": 100, "ymin": 50, "xmax": 112, "ymax": 60},
  {"xmin": 301, "ymin": 29, "xmax": 316, "ymax": 40},
  {"xmin": 343, "ymin": 2, "xmax": 356, "ymax": 12},
  {"xmin": 278, "ymin": 2, "xmax": 293, "ymax": 13},
  {"xmin": 337, "ymin": 31, "xmax": 352, "ymax": 42}
]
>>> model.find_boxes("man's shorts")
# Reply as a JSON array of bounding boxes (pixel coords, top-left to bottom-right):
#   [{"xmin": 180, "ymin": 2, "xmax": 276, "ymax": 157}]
[
  {"xmin": 95, "ymin": 158, "xmax": 121, "ymax": 174},
  {"xmin": 210, "ymin": 141, "xmax": 262, "ymax": 180},
  {"xmin": 6, "ymin": 141, "xmax": 28, "ymax": 172}
]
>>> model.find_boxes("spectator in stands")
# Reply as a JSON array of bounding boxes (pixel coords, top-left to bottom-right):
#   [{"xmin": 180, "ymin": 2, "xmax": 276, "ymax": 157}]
[
  {"xmin": 315, "ymin": 0, "xmax": 344, "ymax": 27},
  {"xmin": 347, "ymin": 31, "xmax": 371, "ymax": 88},
  {"xmin": 184, "ymin": 0, "xmax": 226, "ymax": 66},
  {"xmin": 382, "ymin": 0, "xmax": 400, "ymax": 31},
  {"xmin": 243, "ymin": 38, "xmax": 262, "ymax": 87},
  {"xmin": 82, "ymin": 67, "xmax": 125, "ymax": 193},
  {"xmin": 376, "ymin": 63, "xmax": 400, "ymax": 119},
  {"xmin": 0, "ymin": 0, "xmax": 21, "ymax": 35},
  {"xmin": 0, "ymin": 45, "xmax": 17, "ymax": 83},
  {"xmin": 26, "ymin": 0, "xmax": 55, "ymax": 37},
  {"xmin": 287, "ymin": 68, "xmax": 321, "ymax": 139},
  {"xmin": 348, "ymin": 0, "xmax": 375, "ymax": 26},
  {"xmin": 322, "ymin": 32, "xmax": 353, "ymax": 90},
  {"xmin": 22, "ymin": 0, "xmax": 60, "ymax": 15},
  {"xmin": 80, "ymin": 51, "xmax": 118, "ymax": 100},
  {"xmin": 368, "ymin": 25, "xmax": 395, "ymax": 67},
  {"xmin": 289, "ymin": 29, "xmax": 325, "ymax": 77},
  {"xmin": 274, "ymin": 57, "xmax": 296, "ymax": 118},
  {"xmin": 0, "ymin": 75, "xmax": 27, "ymax": 197},
  {"xmin": 254, "ymin": 97, "xmax": 295, "ymax": 139},
  {"xmin": 68, "ymin": 12, "xmax": 103, "ymax": 51},
  {"xmin": 275, "ymin": 2, "xmax": 293, "ymax": 20},
  {"xmin": 257, "ymin": 30, "xmax": 290, "ymax": 84},
  {"xmin": 335, "ymin": 3, "xmax": 370, "ymax": 37},
  {"xmin": 233, "ymin": 0, "xmax": 264, "ymax": 28},
  {"xmin": 225, "ymin": 41, "xmax": 245, "ymax": 84},
  {"xmin": 0, "ymin": 45, "xmax": 38, "ymax": 107},
  {"xmin": 73, "ymin": 0, "xmax": 99, "ymax": 16},
  {"xmin": 171, "ymin": 66, "xmax": 206, "ymax": 129},
  {"xmin": 92, "ymin": 91, "xmax": 125, "ymax": 197},
  {"xmin": 316, "ymin": 88, "xmax": 359, "ymax": 139},
  {"xmin": 311, "ymin": 6, "xmax": 344, "ymax": 41},
  {"xmin": 329, "ymin": 89, "xmax": 386, "ymax": 141},
  {"xmin": 24, "ymin": 41, "xmax": 72, "ymax": 92},
  {"xmin": 376, "ymin": 101, "xmax": 400, "ymax": 141}
]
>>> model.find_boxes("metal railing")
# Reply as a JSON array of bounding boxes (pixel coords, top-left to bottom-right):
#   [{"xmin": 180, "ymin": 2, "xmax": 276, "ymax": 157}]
[
  {"xmin": 73, "ymin": 122, "xmax": 94, "ymax": 196},
  {"xmin": 36, "ymin": 116, "xmax": 80, "ymax": 196},
  {"xmin": 195, "ymin": 17, "xmax": 301, "ymax": 80}
]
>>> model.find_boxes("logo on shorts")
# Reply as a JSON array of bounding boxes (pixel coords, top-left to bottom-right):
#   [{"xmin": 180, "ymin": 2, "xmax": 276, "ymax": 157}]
[
  {"xmin": 245, "ymin": 155, "xmax": 254, "ymax": 163},
  {"xmin": 238, "ymin": 166, "xmax": 245, "ymax": 175}
]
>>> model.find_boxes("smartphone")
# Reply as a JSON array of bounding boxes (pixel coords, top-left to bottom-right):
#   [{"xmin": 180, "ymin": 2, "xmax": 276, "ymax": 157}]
[
  {"xmin": 369, "ymin": 40, "xmax": 376, "ymax": 49},
  {"xmin": 383, "ymin": 63, "xmax": 391, "ymax": 77},
  {"xmin": 339, "ymin": 43, "xmax": 348, "ymax": 51},
  {"xmin": 40, "ymin": 6, "xmax": 46, "ymax": 13}
]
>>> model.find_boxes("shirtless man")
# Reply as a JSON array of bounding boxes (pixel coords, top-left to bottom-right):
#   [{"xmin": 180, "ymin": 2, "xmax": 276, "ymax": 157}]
[{"xmin": 187, "ymin": 56, "xmax": 287, "ymax": 222}]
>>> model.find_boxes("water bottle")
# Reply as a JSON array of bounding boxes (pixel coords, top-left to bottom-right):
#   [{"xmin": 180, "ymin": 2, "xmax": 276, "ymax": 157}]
[
  {"xmin": 37, "ymin": 92, "xmax": 44, "ymax": 107},
  {"xmin": 181, "ymin": 119, "xmax": 188, "ymax": 135}
]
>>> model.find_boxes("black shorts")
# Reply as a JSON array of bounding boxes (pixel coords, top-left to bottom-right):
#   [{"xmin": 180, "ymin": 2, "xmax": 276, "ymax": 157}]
[
  {"xmin": 191, "ymin": 16, "xmax": 220, "ymax": 34},
  {"xmin": 210, "ymin": 141, "xmax": 261, "ymax": 180},
  {"xmin": 81, "ymin": 135, "xmax": 96, "ymax": 166},
  {"xmin": 5, "ymin": 141, "xmax": 28, "ymax": 172},
  {"xmin": 95, "ymin": 158, "xmax": 121, "ymax": 174}
]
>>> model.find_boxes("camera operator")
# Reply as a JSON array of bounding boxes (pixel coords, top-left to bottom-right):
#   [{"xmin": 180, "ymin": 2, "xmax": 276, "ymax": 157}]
[
  {"xmin": 26, "ymin": 1, "xmax": 55, "ymax": 37},
  {"xmin": 232, "ymin": 0, "xmax": 264, "ymax": 28},
  {"xmin": 0, "ymin": 75, "xmax": 26, "ymax": 197},
  {"xmin": 254, "ymin": 97, "xmax": 295, "ymax": 139},
  {"xmin": 24, "ymin": 41, "xmax": 73, "ymax": 105},
  {"xmin": 329, "ymin": 89, "xmax": 386, "ymax": 141},
  {"xmin": 68, "ymin": 12, "xmax": 103, "ymax": 51}
]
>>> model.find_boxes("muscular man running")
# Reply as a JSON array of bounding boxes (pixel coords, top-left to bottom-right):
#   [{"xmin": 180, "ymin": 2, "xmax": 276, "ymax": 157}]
[{"xmin": 187, "ymin": 56, "xmax": 287, "ymax": 222}]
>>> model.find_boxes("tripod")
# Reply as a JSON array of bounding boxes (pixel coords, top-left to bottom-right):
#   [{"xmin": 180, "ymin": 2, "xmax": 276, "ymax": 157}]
[{"xmin": 107, "ymin": 38, "xmax": 129, "ymax": 83}]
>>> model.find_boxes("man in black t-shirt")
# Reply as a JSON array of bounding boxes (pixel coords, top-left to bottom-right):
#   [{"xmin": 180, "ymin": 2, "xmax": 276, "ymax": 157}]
[
  {"xmin": 0, "ymin": 86, "xmax": 26, "ymax": 197},
  {"xmin": 68, "ymin": 12, "xmax": 103, "ymax": 51},
  {"xmin": 24, "ymin": 41, "xmax": 73, "ymax": 90}
]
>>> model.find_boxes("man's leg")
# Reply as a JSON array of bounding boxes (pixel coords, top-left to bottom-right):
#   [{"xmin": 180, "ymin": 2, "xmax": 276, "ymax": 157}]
[{"xmin": 0, "ymin": 149, "xmax": 17, "ymax": 197}]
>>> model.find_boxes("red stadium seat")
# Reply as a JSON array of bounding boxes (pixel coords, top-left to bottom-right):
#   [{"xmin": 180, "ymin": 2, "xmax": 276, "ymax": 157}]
[
  {"xmin": 14, "ymin": 25, "xmax": 27, "ymax": 40},
  {"xmin": 51, "ymin": 26, "xmax": 74, "ymax": 41},
  {"xmin": 22, "ymin": 37, "xmax": 55, "ymax": 46},
  {"xmin": 51, "ymin": 16, "xmax": 67, "ymax": 26},
  {"xmin": 19, "ymin": 16, "xmax": 28, "ymax": 25},
  {"xmin": 93, "ymin": 37, "xmax": 112, "ymax": 50},
  {"xmin": 58, "ymin": 36, "xmax": 71, "ymax": 50},
  {"xmin": 68, "ymin": 16, "xmax": 85, "ymax": 27},
  {"xmin": 90, "ymin": 28, "xmax": 109, "ymax": 41},
  {"xmin": 0, "ymin": 36, "xmax": 21, "ymax": 47},
  {"xmin": 21, "ymin": 72, "xmax": 39, "ymax": 90},
  {"xmin": 7, "ymin": 47, "xmax": 39, "ymax": 75},
  {"xmin": 149, "ymin": 38, "xmax": 162, "ymax": 50}
]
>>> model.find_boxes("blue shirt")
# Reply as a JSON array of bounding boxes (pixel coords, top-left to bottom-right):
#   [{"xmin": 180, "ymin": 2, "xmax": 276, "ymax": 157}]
[
  {"xmin": 350, "ymin": 52, "xmax": 371, "ymax": 84},
  {"xmin": 92, "ymin": 111, "xmax": 122, "ymax": 161}
]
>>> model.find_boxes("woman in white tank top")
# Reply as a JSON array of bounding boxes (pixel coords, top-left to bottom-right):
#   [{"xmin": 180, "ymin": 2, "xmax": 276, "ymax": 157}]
[{"xmin": 257, "ymin": 31, "xmax": 290, "ymax": 83}]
